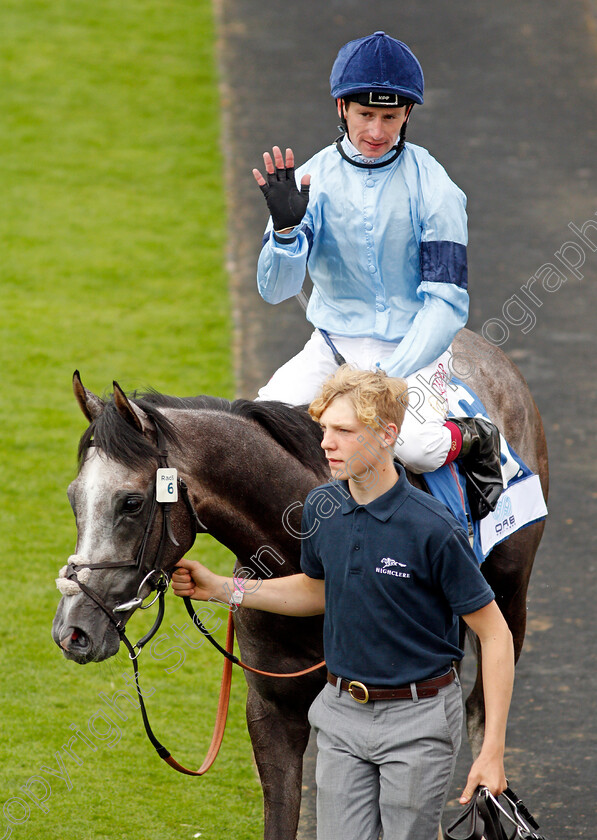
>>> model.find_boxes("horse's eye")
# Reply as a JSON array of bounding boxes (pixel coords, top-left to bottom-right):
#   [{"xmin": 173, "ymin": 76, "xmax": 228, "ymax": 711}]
[{"xmin": 122, "ymin": 496, "xmax": 143, "ymax": 515}]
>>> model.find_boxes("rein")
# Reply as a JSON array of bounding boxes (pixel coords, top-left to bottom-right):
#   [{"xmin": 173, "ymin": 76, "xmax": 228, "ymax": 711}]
[
  {"xmin": 119, "ymin": 608, "xmax": 324, "ymax": 777},
  {"xmin": 66, "ymin": 425, "xmax": 325, "ymax": 776},
  {"xmin": 183, "ymin": 598, "xmax": 326, "ymax": 679}
]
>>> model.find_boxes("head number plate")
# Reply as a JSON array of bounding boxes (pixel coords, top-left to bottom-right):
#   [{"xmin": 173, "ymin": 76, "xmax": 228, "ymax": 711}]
[{"xmin": 156, "ymin": 468, "xmax": 178, "ymax": 502}]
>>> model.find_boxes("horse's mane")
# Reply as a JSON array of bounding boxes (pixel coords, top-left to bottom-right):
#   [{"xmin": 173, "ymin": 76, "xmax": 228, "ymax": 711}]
[{"xmin": 78, "ymin": 392, "xmax": 326, "ymax": 475}]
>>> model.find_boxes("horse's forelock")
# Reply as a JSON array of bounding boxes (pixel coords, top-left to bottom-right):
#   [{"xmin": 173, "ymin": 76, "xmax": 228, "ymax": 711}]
[{"xmin": 77, "ymin": 399, "xmax": 181, "ymax": 471}]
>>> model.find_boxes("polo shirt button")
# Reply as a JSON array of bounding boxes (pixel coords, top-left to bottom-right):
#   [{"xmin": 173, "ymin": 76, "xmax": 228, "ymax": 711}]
[
  {"xmin": 366, "ymin": 178, "xmax": 375, "ymax": 188},
  {"xmin": 368, "ymin": 265, "xmax": 377, "ymax": 274},
  {"xmin": 365, "ymin": 222, "xmax": 373, "ymax": 231},
  {"xmin": 376, "ymin": 302, "xmax": 386, "ymax": 311}
]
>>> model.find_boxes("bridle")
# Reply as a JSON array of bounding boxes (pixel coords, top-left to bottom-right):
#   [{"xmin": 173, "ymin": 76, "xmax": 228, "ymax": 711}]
[
  {"xmin": 65, "ymin": 421, "xmax": 325, "ymax": 776},
  {"xmin": 65, "ymin": 427, "xmax": 207, "ymax": 656}
]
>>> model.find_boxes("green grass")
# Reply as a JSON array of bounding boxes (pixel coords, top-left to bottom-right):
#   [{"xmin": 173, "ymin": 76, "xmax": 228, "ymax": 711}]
[{"xmin": 0, "ymin": 2, "xmax": 264, "ymax": 837}]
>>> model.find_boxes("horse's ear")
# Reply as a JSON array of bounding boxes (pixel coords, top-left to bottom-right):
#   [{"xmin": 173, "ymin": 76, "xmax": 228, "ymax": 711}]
[
  {"xmin": 113, "ymin": 381, "xmax": 151, "ymax": 435},
  {"xmin": 73, "ymin": 370, "xmax": 105, "ymax": 423}
]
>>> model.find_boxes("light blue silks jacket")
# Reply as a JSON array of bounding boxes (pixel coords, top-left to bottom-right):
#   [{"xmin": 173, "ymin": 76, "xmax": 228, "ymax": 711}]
[{"xmin": 257, "ymin": 137, "xmax": 469, "ymax": 379}]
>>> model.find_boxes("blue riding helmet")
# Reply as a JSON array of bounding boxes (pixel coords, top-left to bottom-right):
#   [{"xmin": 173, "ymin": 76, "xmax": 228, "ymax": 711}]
[{"xmin": 330, "ymin": 31, "xmax": 424, "ymax": 105}]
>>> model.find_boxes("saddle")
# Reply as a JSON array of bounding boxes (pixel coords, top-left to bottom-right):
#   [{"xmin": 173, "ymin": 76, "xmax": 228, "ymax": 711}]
[{"xmin": 422, "ymin": 377, "xmax": 547, "ymax": 564}]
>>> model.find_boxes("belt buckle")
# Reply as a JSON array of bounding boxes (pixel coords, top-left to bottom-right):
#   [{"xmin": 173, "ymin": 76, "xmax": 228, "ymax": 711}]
[{"xmin": 347, "ymin": 680, "xmax": 369, "ymax": 704}]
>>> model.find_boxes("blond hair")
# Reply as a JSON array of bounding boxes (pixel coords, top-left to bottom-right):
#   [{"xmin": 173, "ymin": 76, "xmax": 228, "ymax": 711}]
[{"xmin": 309, "ymin": 365, "xmax": 408, "ymax": 434}]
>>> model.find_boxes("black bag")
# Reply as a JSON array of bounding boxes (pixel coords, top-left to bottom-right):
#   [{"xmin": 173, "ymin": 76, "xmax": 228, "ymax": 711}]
[{"xmin": 444, "ymin": 785, "xmax": 550, "ymax": 840}]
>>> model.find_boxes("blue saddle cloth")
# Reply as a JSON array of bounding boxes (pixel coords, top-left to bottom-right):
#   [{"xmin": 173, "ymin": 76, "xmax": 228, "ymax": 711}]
[{"xmin": 422, "ymin": 377, "xmax": 547, "ymax": 564}]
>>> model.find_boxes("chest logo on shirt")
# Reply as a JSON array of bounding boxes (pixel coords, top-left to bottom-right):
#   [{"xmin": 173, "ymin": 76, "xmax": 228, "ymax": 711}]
[{"xmin": 376, "ymin": 557, "xmax": 411, "ymax": 579}]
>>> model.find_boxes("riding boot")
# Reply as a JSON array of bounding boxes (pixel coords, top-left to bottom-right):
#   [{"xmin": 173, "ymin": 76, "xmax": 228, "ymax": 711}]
[{"xmin": 451, "ymin": 417, "xmax": 504, "ymax": 520}]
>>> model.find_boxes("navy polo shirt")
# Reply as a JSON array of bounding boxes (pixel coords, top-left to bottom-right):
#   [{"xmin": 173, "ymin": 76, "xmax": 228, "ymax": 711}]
[{"xmin": 300, "ymin": 464, "xmax": 494, "ymax": 685}]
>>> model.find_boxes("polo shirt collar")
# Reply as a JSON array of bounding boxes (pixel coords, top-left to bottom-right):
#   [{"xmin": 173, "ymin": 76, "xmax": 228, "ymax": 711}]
[{"xmin": 338, "ymin": 462, "xmax": 412, "ymax": 521}]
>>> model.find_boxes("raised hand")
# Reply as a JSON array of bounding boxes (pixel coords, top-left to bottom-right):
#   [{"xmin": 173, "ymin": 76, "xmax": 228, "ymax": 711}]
[{"xmin": 252, "ymin": 146, "xmax": 311, "ymax": 231}]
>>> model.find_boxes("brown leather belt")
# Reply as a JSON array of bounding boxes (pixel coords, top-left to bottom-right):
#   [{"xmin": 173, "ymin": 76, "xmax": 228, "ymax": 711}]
[{"xmin": 327, "ymin": 669, "xmax": 456, "ymax": 703}]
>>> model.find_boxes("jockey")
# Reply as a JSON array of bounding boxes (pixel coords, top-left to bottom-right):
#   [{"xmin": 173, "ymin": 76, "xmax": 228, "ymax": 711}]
[{"xmin": 252, "ymin": 30, "xmax": 502, "ymax": 519}]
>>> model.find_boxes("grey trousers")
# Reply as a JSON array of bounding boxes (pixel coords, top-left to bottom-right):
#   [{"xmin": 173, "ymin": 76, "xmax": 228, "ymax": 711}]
[{"xmin": 307, "ymin": 677, "xmax": 463, "ymax": 840}]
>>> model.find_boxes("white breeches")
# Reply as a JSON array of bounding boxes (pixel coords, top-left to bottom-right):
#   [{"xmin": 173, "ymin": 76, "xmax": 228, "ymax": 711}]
[{"xmin": 257, "ymin": 330, "xmax": 453, "ymax": 474}]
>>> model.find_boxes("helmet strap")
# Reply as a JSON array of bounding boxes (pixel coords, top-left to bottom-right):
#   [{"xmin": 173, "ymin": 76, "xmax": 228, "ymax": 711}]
[
  {"xmin": 337, "ymin": 98, "xmax": 348, "ymax": 135},
  {"xmin": 334, "ymin": 136, "xmax": 404, "ymax": 169}
]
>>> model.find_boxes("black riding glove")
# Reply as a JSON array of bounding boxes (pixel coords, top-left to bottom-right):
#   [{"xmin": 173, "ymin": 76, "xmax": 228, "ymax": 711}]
[{"xmin": 258, "ymin": 165, "xmax": 310, "ymax": 231}]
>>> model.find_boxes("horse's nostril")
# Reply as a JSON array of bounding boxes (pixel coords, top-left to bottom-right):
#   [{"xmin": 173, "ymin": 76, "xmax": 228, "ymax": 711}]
[{"xmin": 60, "ymin": 627, "xmax": 89, "ymax": 651}]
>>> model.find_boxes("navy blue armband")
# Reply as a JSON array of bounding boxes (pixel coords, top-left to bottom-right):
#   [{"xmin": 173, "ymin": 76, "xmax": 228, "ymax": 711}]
[{"xmin": 420, "ymin": 241, "xmax": 468, "ymax": 289}]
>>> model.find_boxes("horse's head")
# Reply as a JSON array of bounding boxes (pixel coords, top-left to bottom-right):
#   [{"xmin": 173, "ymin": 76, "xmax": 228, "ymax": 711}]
[{"xmin": 52, "ymin": 373, "xmax": 196, "ymax": 664}]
